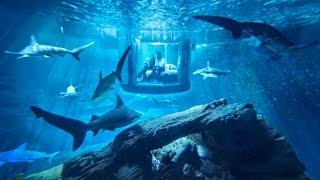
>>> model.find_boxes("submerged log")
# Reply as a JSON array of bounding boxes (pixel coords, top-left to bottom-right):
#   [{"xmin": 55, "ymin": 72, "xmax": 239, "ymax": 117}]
[
  {"xmin": 61, "ymin": 99, "xmax": 309, "ymax": 180},
  {"xmin": 25, "ymin": 165, "xmax": 62, "ymax": 180}
]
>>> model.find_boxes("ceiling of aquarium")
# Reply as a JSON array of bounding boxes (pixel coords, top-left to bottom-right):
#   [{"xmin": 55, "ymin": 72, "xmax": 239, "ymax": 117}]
[
  {"xmin": 2, "ymin": 0, "xmax": 320, "ymax": 30},
  {"xmin": 55, "ymin": 0, "xmax": 320, "ymax": 29}
]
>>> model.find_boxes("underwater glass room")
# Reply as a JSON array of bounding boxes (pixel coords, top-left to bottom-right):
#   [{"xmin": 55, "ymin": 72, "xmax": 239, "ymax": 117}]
[
  {"xmin": 122, "ymin": 30, "xmax": 191, "ymax": 94},
  {"xmin": 0, "ymin": 0, "xmax": 320, "ymax": 179}
]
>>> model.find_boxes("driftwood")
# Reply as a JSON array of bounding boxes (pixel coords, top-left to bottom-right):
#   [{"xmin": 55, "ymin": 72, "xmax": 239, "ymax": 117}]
[{"xmin": 61, "ymin": 99, "xmax": 309, "ymax": 180}]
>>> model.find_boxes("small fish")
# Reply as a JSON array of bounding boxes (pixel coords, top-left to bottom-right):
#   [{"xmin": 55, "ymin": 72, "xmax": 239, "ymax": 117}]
[
  {"xmin": 5, "ymin": 35, "xmax": 94, "ymax": 61},
  {"xmin": 0, "ymin": 144, "xmax": 59, "ymax": 166},
  {"xmin": 60, "ymin": 26, "xmax": 64, "ymax": 34}
]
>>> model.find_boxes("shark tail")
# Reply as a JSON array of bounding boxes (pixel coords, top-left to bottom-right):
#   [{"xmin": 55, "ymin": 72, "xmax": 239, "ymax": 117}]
[
  {"xmin": 193, "ymin": 15, "xmax": 243, "ymax": 39},
  {"xmin": 48, "ymin": 151, "xmax": 60, "ymax": 163},
  {"xmin": 30, "ymin": 106, "xmax": 87, "ymax": 151},
  {"xmin": 70, "ymin": 41, "xmax": 95, "ymax": 61},
  {"xmin": 4, "ymin": 51, "xmax": 21, "ymax": 55},
  {"xmin": 151, "ymin": 97, "xmax": 159, "ymax": 104},
  {"xmin": 115, "ymin": 45, "xmax": 132, "ymax": 82}
]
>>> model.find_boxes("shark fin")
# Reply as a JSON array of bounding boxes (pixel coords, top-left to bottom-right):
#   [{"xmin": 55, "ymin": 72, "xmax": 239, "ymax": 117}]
[
  {"xmin": 207, "ymin": 61, "xmax": 210, "ymax": 68},
  {"xmin": 4, "ymin": 51, "xmax": 21, "ymax": 55},
  {"xmin": 289, "ymin": 41, "xmax": 319, "ymax": 51},
  {"xmin": 92, "ymin": 129, "xmax": 100, "ymax": 136},
  {"xmin": 115, "ymin": 45, "xmax": 132, "ymax": 83},
  {"xmin": 151, "ymin": 97, "xmax": 159, "ymax": 104},
  {"xmin": 30, "ymin": 35, "xmax": 38, "ymax": 45},
  {"xmin": 262, "ymin": 19, "xmax": 268, "ymax": 24},
  {"xmin": 75, "ymin": 84, "xmax": 83, "ymax": 89},
  {"xmin": 0, "ymin": 162, "xmax": 5, "ymax": 166},
  {"xmin": 90, "ymin": 115, "xmax": 99, "ymax": 122},
  {"xmin": 193, "ymin": 16, "xmax": 243, "ymax": 39},
  {"xmin": 203, "ymin": 75, "xmax": 208, "ymax": 80},
  {"xmin": 30, "ymin": 106, "xmax": 87, "ymax": 151},
  {"xmin": 15, "ymin": 143, "xmax": 27, "ymax": 151},
  {"xmin": 59, "ymin": 94, "xmax": 68, "ymax": 99},
  {"xmin": 70, "ymin": 41, "xmax": 94, "ymax": 61},
  {"xmin": 99, "ymin": 71, "xmax": 103, "ymax": 83},
  {"xmin": 17, "ymin": 54, "xmax": 29, "ymax": 59},
  {"xmin": 116, "ymin": 94, "xmax": 124, "ymax": 108},
  {"xmin": 71, "ymin": 53, "xmax": 80, "ymax": 61},
  {"xmin": 48, "ymin": 151, "xmax": 59, "ymax": 163},
  {"xmin": 192, "ymin": 69, "xmax": 202, "ymax": 75}
]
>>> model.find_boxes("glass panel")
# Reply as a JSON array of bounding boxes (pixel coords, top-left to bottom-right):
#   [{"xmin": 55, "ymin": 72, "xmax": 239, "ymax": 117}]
[{"xmin": 135, "ymin": 42, "xmax": 181, "ymax": 86}]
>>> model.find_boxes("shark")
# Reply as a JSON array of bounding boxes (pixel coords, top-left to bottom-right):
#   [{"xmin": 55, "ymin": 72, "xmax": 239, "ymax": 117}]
[
  {"xmin": 4, "ymin": 35, "xmax": 94, "ymax": 61},
  {"xmin": 0, "ymin": 144, "xmax": 59, "ymax": 166},
  {"xmin": 151, "ymin": 97, "xmax": 178, "ymax": 107},
  {"xmin": 59, "ymin": 80, "xmax": 83, "ymax": 98},
  {"xmin": 90, "ymin": 45, "xmax": 131, "ymax": 101},
  {"xmin": 30, "ymin": 94, "xmax": 141, "ymax": 151},
  {"xmin": 193, "ymin": 15, "xmax": 318, "ymax": 60},
  {"xmin": 193, "ymin": 61, "xmax": 231, "ymax": 80}
]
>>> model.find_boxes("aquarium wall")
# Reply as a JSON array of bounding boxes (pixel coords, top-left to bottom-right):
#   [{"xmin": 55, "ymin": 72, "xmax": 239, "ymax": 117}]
[{"xmin": 0, "ymin": 0, "xmax": 320, "ymax": 179}]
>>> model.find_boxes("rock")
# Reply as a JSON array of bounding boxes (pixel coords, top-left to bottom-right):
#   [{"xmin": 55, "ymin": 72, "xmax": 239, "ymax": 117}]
[
  {"xmin": 171, "ymin": 141, "xmax": 200, "ymax": 168},
  {"xmin": 201, "ymin": 115, "xmax": 309, "ymax": 179},
  {"xmin": 61, "ymin": 99, "xmax": 309, "ymax": 180},
  {"xmin": 25, "ymin": 165, "xmax": 62, "ymax": 180},
  {"xmin": 153, "ymin": 139, "xmax": 202, "ymax": 180},
  {"xmin": 116, "ymin": 153, "xmax": 152, "ymax": 180}
]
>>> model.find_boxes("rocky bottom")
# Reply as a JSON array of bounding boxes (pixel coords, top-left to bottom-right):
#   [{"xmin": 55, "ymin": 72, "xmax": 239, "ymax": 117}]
[{"xmin": 26, "ymin": 99, "xmax": 310, "ymax": 180}]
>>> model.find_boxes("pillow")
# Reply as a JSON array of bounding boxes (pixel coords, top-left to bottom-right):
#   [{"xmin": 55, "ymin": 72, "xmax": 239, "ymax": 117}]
[{"xmin": 165, "ymin": 64, "xmax": 178, "ymax": 71}]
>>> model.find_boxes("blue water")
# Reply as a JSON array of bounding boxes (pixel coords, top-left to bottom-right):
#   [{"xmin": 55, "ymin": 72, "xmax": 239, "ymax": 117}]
[{"xmin": 0, "ymin": 0, "xmax": 320, "ymax": 179}]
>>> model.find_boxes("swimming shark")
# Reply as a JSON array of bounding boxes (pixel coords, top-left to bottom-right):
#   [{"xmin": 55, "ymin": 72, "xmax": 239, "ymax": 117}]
[
  {"xmin": 4, "ymin": 35, "xmax": 94, "ymax": 61},
  {"xmin": 30, "ymin": 94, "xmax": 141, "ymax": 151},
  {"xmin": 151, "ymin": 97, "xmax": 178, "ymax": 107},
  {"xmin": 91, "ymin": 45, "xmax": 131, "ymax": 101},
  {"xmin": 193, "ymin": 16, "xmax": 318, "ymax": 59},
  {"xmin": 59, "ymin": 80, "xmax": 83, "ymax": 98},
  {"xmin": 193, "ymin": 61, "xmax": 230, "ymax": 80},
  {"xmin": 0, "ymin": 144, "xmax": 59, "ymax": 166}
]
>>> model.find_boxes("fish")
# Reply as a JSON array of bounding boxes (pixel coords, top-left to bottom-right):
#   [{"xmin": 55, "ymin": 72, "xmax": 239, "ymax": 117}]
[
  {"xmin": 91, "ymin": 45, "xmax": 131, "ymax": 101},
  {"xmin": 59, "ymin": 79, "xmax": 83, "ymax": 98},
  {"xmin": 193, "ymin": 61, "xmax": 230, "ymax": 80},
  {"xmin": 4, "ymin": 35, "xmax": 94, "ymax": 61},
  {"xmin": 30, "ymin": 94, "xmax": 141, "ymax": 151},
  {"xmin": 151, "ymin": 97, "xmax": 178, "ymax": 107},
  {"xmin": 0, "ymin": 144, "xmax": 59, "ymax": 166},
  {"xmin": 193, "ymin": 15, "xmax": 318, "ymax": 60}
]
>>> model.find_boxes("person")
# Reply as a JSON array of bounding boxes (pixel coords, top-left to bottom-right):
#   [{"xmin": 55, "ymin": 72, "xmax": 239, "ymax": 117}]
[
  {"xmin": 152, "ymin": 51, "xmax": 166, "ymax": 81},
  {"xmin": 137, "ymin": 54, "xmax": 155, "ymax": 81}
]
